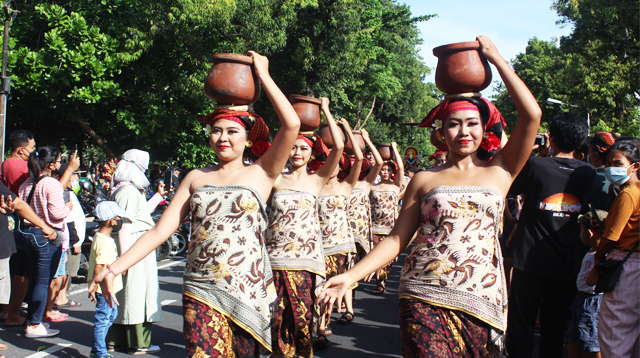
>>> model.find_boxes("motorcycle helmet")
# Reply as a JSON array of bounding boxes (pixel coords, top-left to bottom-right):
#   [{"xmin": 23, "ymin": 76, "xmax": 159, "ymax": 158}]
[{"xmin": 79, "ymin": 179, "xmax": 93, "ymax": 194}]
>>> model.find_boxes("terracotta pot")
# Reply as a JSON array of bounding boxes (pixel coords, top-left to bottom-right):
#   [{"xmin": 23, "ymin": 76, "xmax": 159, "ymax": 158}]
[
  {"xmin": 345, "ymin": 130, "xmax": 366, "ymax": 155},
  {"xmin": 204, "ymin": 53, "xmax": 261, "ymax": 105},
  {"xmin": 290, "ymin": 95, "xmax": 322, "ymax": 131},
  {"xmin": 433, "ymin": 41, "xmax": 492, "ymax": 94},
  {"xmin": 317, "ymin": 122, "xmax": 346, "ymax": 148},
  {"xmin": 376, "ymin": 143, "xmax": 392, "ymax": 160}
]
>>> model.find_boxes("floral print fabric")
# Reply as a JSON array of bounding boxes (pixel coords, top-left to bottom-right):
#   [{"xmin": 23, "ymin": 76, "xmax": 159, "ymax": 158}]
[
  {"xmin": 183, "ymin": 295, "xmax": 264, "ymax": 358},
  {"xmin": 271, "ymin": 270, "xmax": 319, "ymax": 358},
  {"xmin": 399, "ymin": 298, "xmax": 491, "ymax": 358},
  {"xmin": 184, "ymin": 185, "xmax": 276, "ymax": 353},
  {"xmin": 370, "ymin": 190, "xmax": 399, "ymax": 235},
  {"xmin": 318, "ymin": 195, "xmax": 356, "ymax": 256},
  {"xmin": 266, "ymin": 189, "xmax": 325, "ymax": 277},
  {"xmin": 348, "ymin": 188, "xmax": 372, "ymax": 253},
  {"xmin": 399, "ymin": 186, "xmax": 507, "ymax": 338}
]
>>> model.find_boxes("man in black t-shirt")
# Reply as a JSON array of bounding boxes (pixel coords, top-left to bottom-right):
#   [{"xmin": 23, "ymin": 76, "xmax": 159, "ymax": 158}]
[{"xmin": 506, "ymin": 113, "xmax": 596, "ymax": 358}]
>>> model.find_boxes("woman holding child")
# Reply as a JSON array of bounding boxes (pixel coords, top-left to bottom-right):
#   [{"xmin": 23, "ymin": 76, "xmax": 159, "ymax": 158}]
[
  {"xmin": 318, "ymin": 36, "xmax": 541, "ymax": 357},
  {"xmin": 90, "ymin": 51, "xmax": 300, "ymax": 357}
]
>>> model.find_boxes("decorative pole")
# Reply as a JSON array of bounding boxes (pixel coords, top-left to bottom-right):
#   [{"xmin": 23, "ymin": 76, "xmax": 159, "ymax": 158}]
[{"xmin": 0, "ymin": 0, "xmax": 18, "ymax": 157}]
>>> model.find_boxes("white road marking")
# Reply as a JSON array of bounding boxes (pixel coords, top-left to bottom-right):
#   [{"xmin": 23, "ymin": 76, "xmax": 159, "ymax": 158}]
[
  {"xmin": 67, "ymin": 259, "xmax": 185, "ymax": 296},
  {"xmin": 161, "ymin": 299, "xmax": 177, "ymax": 306},
  {"xmin": 24, "ymin": 343, "xmax": 72, "ymax": 358}
]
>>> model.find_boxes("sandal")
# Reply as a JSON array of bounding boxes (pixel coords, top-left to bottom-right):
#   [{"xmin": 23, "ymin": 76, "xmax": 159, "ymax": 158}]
[
  {"xmin": 55, "ymin": 300, "xmax": 81, "ymax": 308},
  {"xmin": 312, "ymin": 334, "xmax": 329, "ymax": 350},
  {"xmin": 371, "ymin": 284, "xmax": 386, "ymax": 295},
  {"xmin": 337, "ymin": 312, "xmax": 355, "ymax": 325}
]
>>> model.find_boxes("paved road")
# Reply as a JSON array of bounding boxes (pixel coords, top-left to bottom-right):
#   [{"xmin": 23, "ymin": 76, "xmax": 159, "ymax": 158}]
[{"xmin": 0, "ymin": 255, "xmax": 406, "ymax": 357}]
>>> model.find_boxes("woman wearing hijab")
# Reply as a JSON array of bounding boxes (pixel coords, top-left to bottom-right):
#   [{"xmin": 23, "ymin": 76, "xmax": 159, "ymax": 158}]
[{"xmin": 107, "ymin": 149, "xmax": 165, "ymax": 355}]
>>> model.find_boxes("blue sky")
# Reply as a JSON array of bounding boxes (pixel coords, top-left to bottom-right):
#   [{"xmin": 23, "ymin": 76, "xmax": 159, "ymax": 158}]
[{"xmin": 400, "ymin": 0, "xmax": 573, "ymax": 97}]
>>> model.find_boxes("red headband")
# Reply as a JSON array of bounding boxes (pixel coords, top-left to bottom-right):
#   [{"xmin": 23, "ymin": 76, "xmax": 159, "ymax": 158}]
[
  {"xmin": 198, "ymin": 110, "xmax": 270, "ymax": 143},
  {"xmin": 419, "ymin": 97, "xmax": 506, "ymax": 131},
  {"xmin": 297, "ymin": 134, "xmax": 315, "ymax": 149}
]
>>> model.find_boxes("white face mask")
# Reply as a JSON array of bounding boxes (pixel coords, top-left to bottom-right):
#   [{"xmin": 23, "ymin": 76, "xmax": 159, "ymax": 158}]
[{"xmin": 602, "ymin": 164, "xmax": 635, "ymax": 186}]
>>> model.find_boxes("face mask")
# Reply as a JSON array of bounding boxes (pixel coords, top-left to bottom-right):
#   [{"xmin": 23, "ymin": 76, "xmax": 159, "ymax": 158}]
[
  {"xmin": 603, "ymin": 164, "xmax": 634, "ymax": 186},
  {"xmin": 112, "ymin": 219, "xmax": 123, "ymax": 233}
]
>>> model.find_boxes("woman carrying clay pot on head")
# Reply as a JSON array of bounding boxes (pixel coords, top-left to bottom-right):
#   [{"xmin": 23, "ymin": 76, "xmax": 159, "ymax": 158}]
[
  {"xmin": 89, "ymin": 51, "xmax": 301, "ymax": 357},
  {"xmin": 265, "ymin": 97, "xmax": 344, "ymax": 358},
  {"xmin": 318, "ymin": 35, "xmax": 541, "ymax": 357},
  {"xmin": 347, "ymin": 130, "xmax": 383, "ymax": 271},
  {"xmin": 315, "ymin": 117, "xmax": 363, "ymax": 348},
  {"xmin": 368, "ymin": 142, "xmax": 405, "ymax": 294}
]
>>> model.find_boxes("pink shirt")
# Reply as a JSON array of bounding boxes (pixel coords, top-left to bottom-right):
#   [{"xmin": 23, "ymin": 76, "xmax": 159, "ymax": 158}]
[{"xmin": 19, "ymin": 176, "xmax": 70, "ymax": 230}]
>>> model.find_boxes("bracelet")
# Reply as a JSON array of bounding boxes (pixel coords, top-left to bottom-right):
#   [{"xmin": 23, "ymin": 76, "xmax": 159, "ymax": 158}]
[
  {"xmin": 65, "ymin": 168, "xmax": 74, "ymax": 173},
  {"xmin": 105, "ymin": 264, "xmax": 117, "ymax": 277}
]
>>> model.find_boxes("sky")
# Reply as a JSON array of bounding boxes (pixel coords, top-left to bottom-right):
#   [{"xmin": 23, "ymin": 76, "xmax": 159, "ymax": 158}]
[{"xmin": 400, "ymin": 0, "xmax": 573, "ymax": 97}]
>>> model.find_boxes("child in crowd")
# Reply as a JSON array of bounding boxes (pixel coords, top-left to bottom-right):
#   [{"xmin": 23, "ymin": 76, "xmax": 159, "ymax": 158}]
[
  {"xmin": 568, "ymin": 209, "xmax": 606, "ymax": 358},
  {"xmin": 88, "ymin": 202, "xmax": 127, "ymax": 358}
]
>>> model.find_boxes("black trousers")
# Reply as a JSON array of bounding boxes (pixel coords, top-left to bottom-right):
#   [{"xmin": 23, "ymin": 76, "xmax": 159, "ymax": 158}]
[{"xmin": 506, "ymin": 268, "xmax": 576, "ymax": 358}]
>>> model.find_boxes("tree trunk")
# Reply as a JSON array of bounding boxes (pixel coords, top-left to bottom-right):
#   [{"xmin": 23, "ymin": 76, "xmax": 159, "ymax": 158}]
[
  {"xmin": 357, "ymin": 96, "xmax": 376, "ymax": 130},
  {"xmin": 73, "ymin": 113, "xmax": 117, "ymax": 158}
]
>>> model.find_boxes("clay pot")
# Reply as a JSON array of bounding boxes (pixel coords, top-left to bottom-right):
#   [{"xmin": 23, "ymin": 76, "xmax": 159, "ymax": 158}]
[
  {"xmin": 376, "ymin": 143, "xmax": 392, "ymax": 160},
  {"xmin": 290, "ymin": 95, "xmax": 322, "ymax": 131},
  {"xmin": 433, "ymin": 41, "xmax": 492, "ymax": 94},
  {"xmin": 204, "ymin": 53, "xmax": 261, "ymax": 105},
  {"xmin": 345, "ymin": 130, "xmax": 366, "ymax": 155},
  {"xmin": 317, "ymin": 122, "xmax": 346, "ymax": 148}
]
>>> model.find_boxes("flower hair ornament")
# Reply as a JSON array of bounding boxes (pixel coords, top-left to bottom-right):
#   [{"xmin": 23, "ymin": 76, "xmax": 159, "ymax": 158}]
[
  {"xmin": 419, "ymin": 97, "xmax": 507, "ymax": 160},
  {"xmin": 198, "ymin": 109, "xmax": 271, "ymax": 158}
]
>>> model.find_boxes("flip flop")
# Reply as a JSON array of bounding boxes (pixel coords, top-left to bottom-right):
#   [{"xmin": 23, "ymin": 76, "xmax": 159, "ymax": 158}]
[
  {"xmin": 55, "ymin": 300, "xmax": 81, "ymax": 307},
  {"xmin": 43, "ymin": 314, "xmax": 67, "ymax": 322}
]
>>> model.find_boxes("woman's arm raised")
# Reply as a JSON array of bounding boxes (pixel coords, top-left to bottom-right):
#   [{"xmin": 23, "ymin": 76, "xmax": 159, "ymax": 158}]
[
  {"xmin": 480, "ymin": 35, "xmax": 542, "ymax": 178},
  {"xmin": 362, "ymin": 129, "xmax": 383, "ymax": 185},
  {"xmin": 339, "ymin": 118, "xmax": 363, "ymax": 189},
  {"xmin": 392, "ymin": 142, "xmax": 405, "ymax": 188},
  {"xmin": 251, "ymin": 51, "xmax": 301, "ymax": 180},
  {"xmin": 315, "ymin": 98, "xmax": 344, "ymax": 182}
]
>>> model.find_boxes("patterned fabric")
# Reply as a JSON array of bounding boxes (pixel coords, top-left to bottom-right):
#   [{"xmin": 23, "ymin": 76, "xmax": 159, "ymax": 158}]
[
  {"xmin": 318, "ymin": 195, "xmax": 356, "ymax": 256},
  {"xmin": 184, "ymin": 185, "xmax": 276, "ymax": 352},
  {"xmin": 266, "ymin": 190, "xmax": 325, "ymax": 277},
  {"xmin": 399, "ymin": 186, "xmax": 507, "ymax": 340},
  {"xmin": 370, "ymin": 190, "xmax": 399, "ymax": 235},
  {"xmin": 183, "ymin": 295, "xmax": 265, "ymax": 358},
  {"xmin": 325, "ymin": 254, "xmax": 357, "ymax": 290},
  {"xmin": 272, "ymin": 270, "xmax": 319, "ymax": 358},
  {"xmin": 399, "ymin": 298, "xmax": 492, "ymax": 358},
  {"xmin": 348, "ymin": 188, "xmax": 372, "ymax": 253}
]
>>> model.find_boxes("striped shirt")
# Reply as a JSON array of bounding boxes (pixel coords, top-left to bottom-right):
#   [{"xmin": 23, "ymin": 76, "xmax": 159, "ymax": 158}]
[{"xmin": 19, "ymin": 176, "xmax": 70, "ymax": 230}]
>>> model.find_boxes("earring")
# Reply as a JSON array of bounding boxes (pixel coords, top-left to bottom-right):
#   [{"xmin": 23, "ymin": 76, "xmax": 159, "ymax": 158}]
[
  {"xmin": 311, "ymin": 155, "xmax": 315, "ymax": 160},
  {"xmin": 245, "ymin": 140, "xmax": 253, "ymax": 148},
  {"xmin": 483, "ymin": 133, "xmax": 489, "ymax": 140}
]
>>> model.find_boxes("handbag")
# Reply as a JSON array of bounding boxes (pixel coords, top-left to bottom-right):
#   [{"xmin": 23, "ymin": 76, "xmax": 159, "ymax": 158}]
[{"xmin": 594, "ymin": 241, "xmax": 640, "ymax": 294}]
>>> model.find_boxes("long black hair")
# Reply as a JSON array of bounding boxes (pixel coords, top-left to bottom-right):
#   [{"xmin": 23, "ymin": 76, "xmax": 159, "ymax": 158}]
[{"xmin": 27, "ymin": 146, "xmax": 59, "ymax": 180}]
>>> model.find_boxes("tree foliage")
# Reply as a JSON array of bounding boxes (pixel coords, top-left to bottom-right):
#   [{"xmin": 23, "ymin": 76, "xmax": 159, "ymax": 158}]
[
  {"xmin": 5, "ymin": 0, "xmax": 438, "ymax": 167},
  {"xmin": 493, "ymin": 0, "xmax": 639, "ymax": 137}
]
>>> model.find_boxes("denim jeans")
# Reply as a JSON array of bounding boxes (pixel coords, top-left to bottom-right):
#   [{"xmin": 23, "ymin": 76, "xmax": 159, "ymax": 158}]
[
  {"xmin": 93, "ymin": 293, "xmax": 118, "ymax": 357},
  {"xmin": 24, "ymin": 227, "xmax": 62, "ymax": 324}
]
